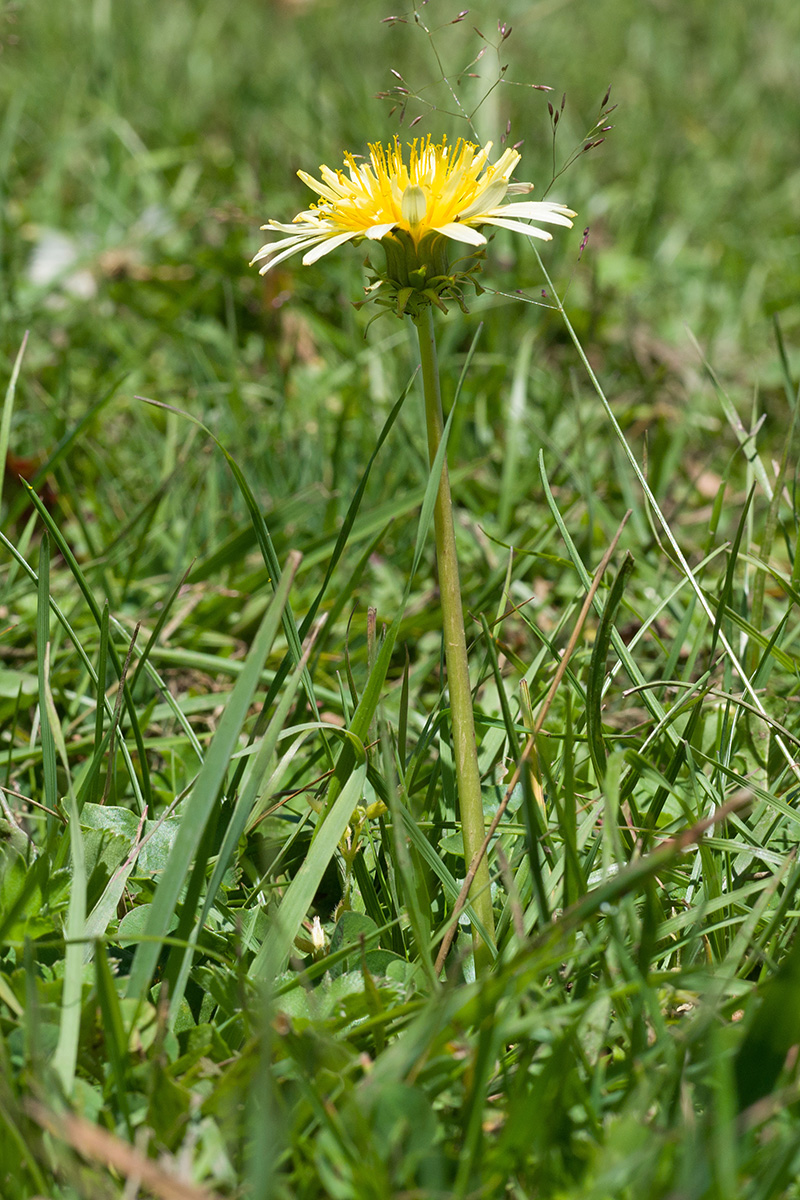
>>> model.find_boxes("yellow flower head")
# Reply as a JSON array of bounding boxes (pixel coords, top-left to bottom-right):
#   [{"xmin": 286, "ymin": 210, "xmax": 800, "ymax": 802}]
[{"xmin": 252, "ymin": 136, "xmax": 576, "ymax": 277}]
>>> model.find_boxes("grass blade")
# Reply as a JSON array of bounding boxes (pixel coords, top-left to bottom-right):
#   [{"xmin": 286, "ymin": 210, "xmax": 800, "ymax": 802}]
[
  {"xmin": 51, "ymin": 791, "xmax": 86, "ymax": 1095},
  {"xmin": 125, "ymin": 552, "xmax": 301, "ymax": 1000},
  {"xmin": 0, "ymin": 331, "xmax": 28, "ymax": 513},
  {"xmin": 251, "ymin": 762, "xmax": 368, "ymax": 980},
  {"xmin": 35, "ymin": 536, "xmax": 58, "ymax": 820}
]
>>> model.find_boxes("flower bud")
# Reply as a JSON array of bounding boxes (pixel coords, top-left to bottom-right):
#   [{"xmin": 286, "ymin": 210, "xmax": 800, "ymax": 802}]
[{"xmin": 401, "ymin": 184, "xmax": 428, "ymax": 228}]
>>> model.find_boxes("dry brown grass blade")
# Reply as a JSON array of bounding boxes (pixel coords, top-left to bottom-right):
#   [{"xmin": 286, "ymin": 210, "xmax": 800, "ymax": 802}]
[{"xmin": 26, "ymin": 1101, "xmax": 225, "ymax": 1200}]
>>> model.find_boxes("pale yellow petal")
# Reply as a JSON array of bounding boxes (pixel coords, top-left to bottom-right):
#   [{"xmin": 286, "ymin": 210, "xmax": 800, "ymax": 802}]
[
  {"xmin": 496, "ymin": 201, "xmax": 576, "ymax": 226},
  {"xmin": 301, "ymin": 230, "xmax": 360, "ymax": 265},
  {"xmin": 433, "ymin": 222, "xmax": 487, "ymax": 246},
  {"xmin": 482, "ymin": 216, "xmax": 554, "ymax": 241}
]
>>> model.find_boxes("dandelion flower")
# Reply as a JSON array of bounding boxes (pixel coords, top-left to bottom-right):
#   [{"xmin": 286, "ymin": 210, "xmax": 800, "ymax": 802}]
[{"xmin": 252, "ymin": 136, "xmax": 575, "ymax": 283}]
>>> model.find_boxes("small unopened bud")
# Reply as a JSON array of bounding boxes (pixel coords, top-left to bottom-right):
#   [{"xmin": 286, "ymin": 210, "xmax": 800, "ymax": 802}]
[
  {"xmin": 402, "ymin": 184, "xmax": 427, "ymax": 226},
  {"xmin": 311, "ymin": 916, "xmax": 326, "ymax": 956}
]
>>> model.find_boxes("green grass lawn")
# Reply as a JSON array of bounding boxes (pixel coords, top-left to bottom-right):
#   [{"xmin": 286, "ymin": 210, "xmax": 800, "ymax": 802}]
[{"xmin": 2, "ymin": 0, "xmax": 800, "ymax": 1196}]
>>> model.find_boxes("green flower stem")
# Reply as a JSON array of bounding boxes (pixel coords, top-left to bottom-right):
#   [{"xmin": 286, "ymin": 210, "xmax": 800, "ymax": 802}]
[{"xmin": 414, "ymin": 305, "xmax": 496, "ymax": 971}]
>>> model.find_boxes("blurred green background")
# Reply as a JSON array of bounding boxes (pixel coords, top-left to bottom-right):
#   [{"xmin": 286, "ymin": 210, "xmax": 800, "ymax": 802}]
[
  {"xmin": 3, "ymin": 0, "xmax": 798, "ymax": 441},
  {"xmin": 1, "ymin": 0, "xmax": 799, "ymax": 723},
  {"xmin": 2, "ymin": 0, "xmax": 798, "ymax": 692}
]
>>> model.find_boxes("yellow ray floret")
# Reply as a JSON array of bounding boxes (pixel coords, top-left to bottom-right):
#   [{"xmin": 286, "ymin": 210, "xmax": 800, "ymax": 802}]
[{"xmin": 251, "ymin": 136, "xmax": 575, "ymax": 274}]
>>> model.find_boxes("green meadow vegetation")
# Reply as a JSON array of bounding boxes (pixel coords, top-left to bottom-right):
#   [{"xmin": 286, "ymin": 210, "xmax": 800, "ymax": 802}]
[{"xmin": 2, "ymin": 0, "xmax": 800, "ymax": 1195}]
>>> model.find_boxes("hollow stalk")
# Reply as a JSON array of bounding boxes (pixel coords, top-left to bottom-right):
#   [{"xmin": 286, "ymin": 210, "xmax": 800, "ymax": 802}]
[{"xmin": 414, "ymin": 305, "xmax": 496, "ymax": 970}]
